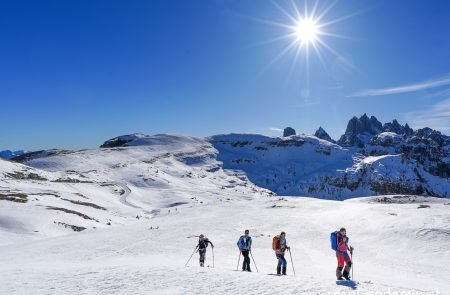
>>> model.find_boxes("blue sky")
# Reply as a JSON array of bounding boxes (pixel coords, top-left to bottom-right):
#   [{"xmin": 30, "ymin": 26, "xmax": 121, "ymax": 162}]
[{"xmin": 1, "ymin": 0, "xmax": 450, "ymax": 150}]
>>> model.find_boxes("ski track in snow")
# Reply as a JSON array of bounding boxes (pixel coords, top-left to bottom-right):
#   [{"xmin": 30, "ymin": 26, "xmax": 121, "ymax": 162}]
[{"xmin": 114, "ymin": 181, "xmax": 151, "ymax": 214}]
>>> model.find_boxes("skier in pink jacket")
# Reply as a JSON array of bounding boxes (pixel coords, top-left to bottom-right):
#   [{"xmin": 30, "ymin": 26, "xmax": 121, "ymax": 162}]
[{"xmin": 336, "ymin": 228, "xmax": 353, "ymax": 280}]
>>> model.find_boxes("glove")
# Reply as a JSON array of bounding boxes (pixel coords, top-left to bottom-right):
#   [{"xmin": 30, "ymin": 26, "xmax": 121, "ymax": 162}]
[
  {"xmin": 349, "ymin": 246, "xmax": 354, "ymax": 253},
  {"xmin": 287, "ymin": 246, "xmax": 291, "ymax": 251}
]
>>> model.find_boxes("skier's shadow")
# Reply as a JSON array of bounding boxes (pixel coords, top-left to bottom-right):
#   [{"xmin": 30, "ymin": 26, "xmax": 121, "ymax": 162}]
[{"xmin": 336, "ymin": 280, "xmax": 358, "ymax": 290}]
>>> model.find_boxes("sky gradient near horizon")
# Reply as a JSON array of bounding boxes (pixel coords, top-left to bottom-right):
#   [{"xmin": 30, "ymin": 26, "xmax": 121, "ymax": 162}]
[{"xmin": 1, "ymin": 0, "xmax": 450, "ymax": 151}]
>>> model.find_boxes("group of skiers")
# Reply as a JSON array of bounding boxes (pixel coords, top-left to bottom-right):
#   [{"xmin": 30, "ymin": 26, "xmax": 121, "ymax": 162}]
[{"xmin": 191, "ymin": 227, "xmax": 354, "ymax": 280}]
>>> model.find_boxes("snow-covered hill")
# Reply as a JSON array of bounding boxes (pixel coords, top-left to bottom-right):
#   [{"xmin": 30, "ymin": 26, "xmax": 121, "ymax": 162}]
[
  {"xmin": 0, "ymin": 149, "xmax": 25, "ymax": 160},
  {"xmin": 210, "ymin": 133, "xmax": 449, "ymax": 198},
  {"xmin": 0, "ymin": 135, "xmax": 271, "ymax": 243},
  {"xmin": 1, "ymin": 132, "xmax": 449, "ymax": 294}
]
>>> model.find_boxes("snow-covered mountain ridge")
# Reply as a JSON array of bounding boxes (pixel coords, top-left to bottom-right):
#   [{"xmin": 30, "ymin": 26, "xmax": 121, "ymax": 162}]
[
  {"xmin": 93, "ymin": 117, "xmax": 449, "ymax": 198},
  {"xmin": 210, "ymin": 133, "xmax": 449, "ymax": 199},
  {"xmin": 208, "ymin": 115, "xmax": 448, "ymax": 198},
  {"xmin": 11, "ymin": 115, "xmax": 449, "ymax": 200}
]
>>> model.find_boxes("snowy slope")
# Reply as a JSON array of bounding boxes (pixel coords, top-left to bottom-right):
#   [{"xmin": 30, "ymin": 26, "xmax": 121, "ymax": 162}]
[
  {"xmin": 1, "ymin": 195, "xmax": 448, "ymax": 294},
  {"xmin": 210, "ymin": 134, "xmax": 450, "ymax": 198},
  {"xmin": 210, "ymin": 134, "xmax": 354, "ymax": 198},
  {"xmin": 0, "ymin": 157, "xmax": 141, "ymax": 244},
  {"xmin": 0, "ymin": 136, "xmax": 271, "ymax": 244}
]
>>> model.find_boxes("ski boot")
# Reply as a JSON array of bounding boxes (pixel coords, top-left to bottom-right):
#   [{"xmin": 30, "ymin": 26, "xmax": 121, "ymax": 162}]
[
  {"xmin": 343, "ymin": 270, "xmax": 351, "ymax": 280},
  {"xmin": 336, "ymin": 267, "xmax": 343, "ymax": 280}
]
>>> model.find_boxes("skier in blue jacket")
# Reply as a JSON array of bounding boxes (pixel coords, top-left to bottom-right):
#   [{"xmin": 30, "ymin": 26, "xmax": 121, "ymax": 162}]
[{"xmin": 237, "ymin": 229, "xmax": 253, "ymax": 272}]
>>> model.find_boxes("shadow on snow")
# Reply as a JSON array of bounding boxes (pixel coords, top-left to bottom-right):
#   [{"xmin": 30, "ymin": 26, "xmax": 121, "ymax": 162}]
[{"xmin": 336, "ymin": 280, "xmax": 358, "ymax": 290}]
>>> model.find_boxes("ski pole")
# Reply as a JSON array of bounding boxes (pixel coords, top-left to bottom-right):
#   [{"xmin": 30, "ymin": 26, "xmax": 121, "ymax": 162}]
[
  {"xmin": 236, "ymin": 252, "xmax": 241, "ymax": 270},
  {"xmin": 351, "ymin": 250, "xmax": 354, "ymax": 280},
  {"xmin": 288, "ymin": 248, "xmax": 296, "ymax": 277},
  {"xmin": 250, "ymin": 251, "xmax": 259, "ymax": 273},
  {"xmin": 184, "ymin": 245, "xmax": 198, "ymax": 267},
  {"xmin": 212, "ymin": 247, "xmax": 215, "ymax": 268}
]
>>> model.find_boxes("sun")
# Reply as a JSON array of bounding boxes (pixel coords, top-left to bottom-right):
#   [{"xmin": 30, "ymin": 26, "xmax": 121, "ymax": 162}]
[
  {"xmin": 295, "ymin": 18, "xmax": 320, "ymax": 45},
  {"xmin": 253, "ymin": 0, "xmax": 361, "ymax": 79}
]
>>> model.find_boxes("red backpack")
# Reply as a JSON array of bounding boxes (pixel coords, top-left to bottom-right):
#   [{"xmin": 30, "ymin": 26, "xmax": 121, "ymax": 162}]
[{"xmin": 272, "ymin": 235, "xmax": 279, "ymax": 251}]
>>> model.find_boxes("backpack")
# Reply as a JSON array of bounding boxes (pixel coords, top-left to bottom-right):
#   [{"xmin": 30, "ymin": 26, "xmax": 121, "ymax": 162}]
[
  {"xmin": 272, "ymin": 236, "xmax": 279, "ymax": 251},
  {"xmin": 331, "ymin": 231, "xmax": 350, "ymax": 251},
  {"xmin": 199, "ymin": 238, "xmax": 209, "ymax": 249},
  {"xmin": 330, "ymin": 231, "xmax": 338, "ymax": 251}
]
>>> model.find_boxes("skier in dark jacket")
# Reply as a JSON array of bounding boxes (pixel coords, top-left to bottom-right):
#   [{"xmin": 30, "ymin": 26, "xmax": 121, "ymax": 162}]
[
  {"xmin": 336, "ymin": 228, "xmax": 353, "ymax": 280},
  {"xmin": 237, "ymin": 229, "xmax": 253, "ymax": 272},
  {"xmin": 198, "ymin": 234, "xmax": 214, "ymax": 267}
]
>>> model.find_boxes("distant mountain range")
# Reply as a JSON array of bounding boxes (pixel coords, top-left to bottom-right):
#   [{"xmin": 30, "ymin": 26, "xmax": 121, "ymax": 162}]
[
  {"xmin": 7, "ymin": 114, "xmax": 448, "ymax": 199},
  {"xmin": 0, "ymin": 150, "xmax": 25, "ymax": 160}
]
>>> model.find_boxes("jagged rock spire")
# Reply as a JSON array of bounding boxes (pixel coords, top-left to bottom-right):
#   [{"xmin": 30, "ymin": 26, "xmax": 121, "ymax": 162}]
[
  {"xmin": 338, "ymin": 114, "xmax": 383, "ymax": 147},
  {"xmin": 314, "ymin": 127, "xmax": 335, "ymax": 143}
]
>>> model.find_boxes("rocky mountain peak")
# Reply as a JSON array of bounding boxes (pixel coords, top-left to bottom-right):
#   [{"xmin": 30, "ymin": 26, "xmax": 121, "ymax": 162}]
[
  {"xmin": 314, "ymin": 127, "xmax": 335, "ymax": 143},
  {"xmin": 383, "ymin": 119, "xmax": 414, "ymax": 136},
  {"xmin": 338, "ymin": 114, "xmax": 383, "ymax": 147},
  {"xmin": 346, "ymin": 114, "xmax": 382, "ymax": 135},
  {"xmin": 283, "ymin": 127, "xmax": 296, "ymax": 137}
]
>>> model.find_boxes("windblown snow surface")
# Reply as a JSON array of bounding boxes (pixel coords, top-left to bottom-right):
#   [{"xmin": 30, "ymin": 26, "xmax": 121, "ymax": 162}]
[{"xmin": 0, "ymin": 135, "xmax": 448, "ymax": 294}]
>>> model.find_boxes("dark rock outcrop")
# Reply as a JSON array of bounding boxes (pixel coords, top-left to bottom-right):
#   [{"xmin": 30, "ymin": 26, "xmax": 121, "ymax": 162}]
[
  {"xmin": 369, "ymin": 132, "xmax": 403, "ymax": 147},
  {"xmin": 314, "ymin": 127, "xmax": 335, "ymax": 143},
  {"xmin": 365, "ymin": 126, "xmax": 450, "ymax": 179},
  {"xmin": 338, "ymin": 114, "xmax": 383, "ymax": 147},
  {"xmin": 283, "ymin": 127, "xmax": 296, "ymax": 137},
  {"xmin": 100, "ymin": 134, "xmax": 147, "ymax": 148},
  {"xmin": 382, "ymin": 120, "xmax": 413, "ymax": 136}
]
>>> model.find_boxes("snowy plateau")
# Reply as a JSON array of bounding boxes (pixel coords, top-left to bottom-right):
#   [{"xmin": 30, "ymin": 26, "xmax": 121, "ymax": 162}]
[{"xmin": 1, "ymin": 115, "xmax": 449, "ymax": 295}]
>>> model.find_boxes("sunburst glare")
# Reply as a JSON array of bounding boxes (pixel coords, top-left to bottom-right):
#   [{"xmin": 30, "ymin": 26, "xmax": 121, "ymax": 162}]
[{"xmin": 253, "ymin": 0, "xmax": 362, "ymax": 82}]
